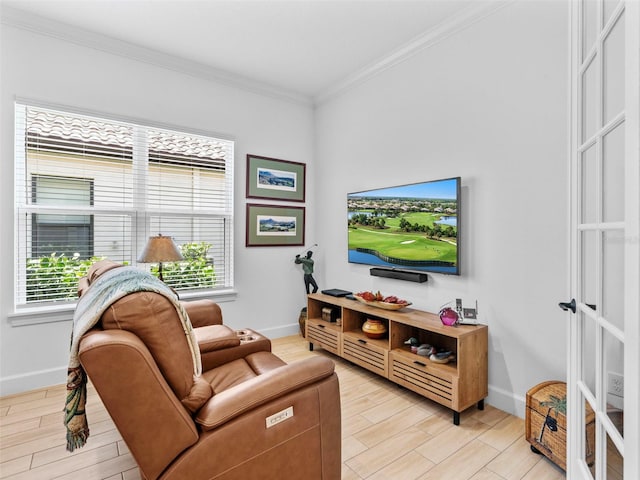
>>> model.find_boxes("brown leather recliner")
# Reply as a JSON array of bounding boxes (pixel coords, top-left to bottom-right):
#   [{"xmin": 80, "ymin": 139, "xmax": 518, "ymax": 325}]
[{"xmin": 76, "ymin": 264, "xmax": 341, "ymax": 480}]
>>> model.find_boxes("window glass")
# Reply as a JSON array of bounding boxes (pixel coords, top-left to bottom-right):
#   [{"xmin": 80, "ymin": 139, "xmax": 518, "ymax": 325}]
[
  {"xmin": 15, "ymin": 104, "xmax": 234, "ymax": 306},
  {"xmin": 32, "ymin": 175, "xmax": 93, "ymax": 258}
]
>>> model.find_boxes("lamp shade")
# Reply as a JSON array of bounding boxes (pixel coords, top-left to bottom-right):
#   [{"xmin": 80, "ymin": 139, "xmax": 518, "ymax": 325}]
[{"xmin": 138, "ymin": 234, "xmax": 184, "ymax": 263}]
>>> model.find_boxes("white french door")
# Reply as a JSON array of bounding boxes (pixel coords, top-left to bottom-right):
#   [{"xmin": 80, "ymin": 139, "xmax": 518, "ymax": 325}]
[{"xmin": 566, "ymin": 1, "xmax": 639, "ymax": 479}]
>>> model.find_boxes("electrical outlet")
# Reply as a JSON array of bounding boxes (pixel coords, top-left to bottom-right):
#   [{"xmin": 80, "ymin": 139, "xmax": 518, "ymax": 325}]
[{"xmin": 607, "ymin": 372, "xmax": 624, "ymax": 397}]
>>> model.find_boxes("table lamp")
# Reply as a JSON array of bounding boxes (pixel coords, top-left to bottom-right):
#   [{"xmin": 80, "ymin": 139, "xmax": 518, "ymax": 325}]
[{"xmin": 138, "ymin": 234, "xmax": 184, "ymax": 281}]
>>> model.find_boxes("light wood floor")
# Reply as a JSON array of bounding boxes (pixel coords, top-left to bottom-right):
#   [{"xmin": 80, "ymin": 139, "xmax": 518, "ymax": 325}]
[{"xmin": 0, "ymin": 334, "xmax": 567, "ymax": 480}]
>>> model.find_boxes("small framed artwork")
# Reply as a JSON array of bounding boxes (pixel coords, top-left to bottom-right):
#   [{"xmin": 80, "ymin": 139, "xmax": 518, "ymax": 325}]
[
  {"xmin": 246, "ymin": 154, "xmax": 306, "ymax": 202},
  {"xmin": 246, "ymin": 203, "xmax": 305, "ymax": 247}
]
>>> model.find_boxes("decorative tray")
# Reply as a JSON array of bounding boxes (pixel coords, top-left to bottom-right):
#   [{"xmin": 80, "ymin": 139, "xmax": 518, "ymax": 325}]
[{"xmin": 354, "ymin": 293, "xmax": 411, "ymax": 311}]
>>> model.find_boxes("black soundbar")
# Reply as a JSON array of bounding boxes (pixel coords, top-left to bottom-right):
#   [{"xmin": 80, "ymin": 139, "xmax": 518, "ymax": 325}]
[{"xmin": 369, "ymin": 267, "xmax": 428, "ymax": 283}]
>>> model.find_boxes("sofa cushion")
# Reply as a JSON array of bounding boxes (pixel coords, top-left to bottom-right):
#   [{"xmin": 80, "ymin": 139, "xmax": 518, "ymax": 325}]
[
  {"xmin": 245, "ymin": 351, "xmax": 287, "ymax": 375},
  {"xmin": 183, "ymin": 299, "xmax": 224, "ymax": 327},
  {"xmin": 202, "ymin": 359, "xmax": 258, "ymax": 395},
  {"xmin": 194, "ymin": 325, "xmax": 240, "ymax": 353}
]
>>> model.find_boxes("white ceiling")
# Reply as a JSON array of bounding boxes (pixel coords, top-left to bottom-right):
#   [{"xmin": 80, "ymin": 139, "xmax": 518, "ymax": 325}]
[{"xmin": 2, "ymin": 0, "xmax": 502, "ymax": 101}]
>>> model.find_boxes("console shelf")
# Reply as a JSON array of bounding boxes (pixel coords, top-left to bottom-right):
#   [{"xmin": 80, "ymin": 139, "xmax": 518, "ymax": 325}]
[{"xmin": 306, "ymin": 293, "xmax": 488, "ymax": 425}]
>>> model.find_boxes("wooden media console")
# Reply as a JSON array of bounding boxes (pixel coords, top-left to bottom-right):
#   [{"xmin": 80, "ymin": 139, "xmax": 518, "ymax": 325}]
[{"xmin": 306, "ymin": 293, "xmax": 488, "ymax": 425}]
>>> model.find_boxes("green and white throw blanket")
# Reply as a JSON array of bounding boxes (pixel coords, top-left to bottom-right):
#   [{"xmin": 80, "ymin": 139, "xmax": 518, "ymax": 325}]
[{"xmin": 64, "ymin": 266, "xmax": 201, "ymax": 452}]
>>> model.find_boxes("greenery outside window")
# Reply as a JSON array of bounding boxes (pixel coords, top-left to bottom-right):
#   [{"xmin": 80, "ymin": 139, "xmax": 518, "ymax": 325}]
[{"xmin": 15, "ymin": 103, "xmax": 234, "ymax": 307}]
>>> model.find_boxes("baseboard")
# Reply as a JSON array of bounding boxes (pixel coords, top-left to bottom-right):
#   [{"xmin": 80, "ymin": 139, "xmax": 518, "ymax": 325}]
[
  {"xmin": 0, "ymin": 325, "xmax": 302, "ymax": 396},
  {"xmin": 257, "ymin": 323, "xmax": 301, "ymax": 339},
  {"xmin": 0, "ymin": 365, "xmax": 67, "ymax": 396},
  {"xmin": 1, "ymin": 336, "xmax": 528, "ymax": 424},
  {"xmin": 486, "ymin": 384, "xmax": 526, "ymax": 419},
  {"xmin": 260, "ymin": 324, "xmax": 529, "ymax": 420}
]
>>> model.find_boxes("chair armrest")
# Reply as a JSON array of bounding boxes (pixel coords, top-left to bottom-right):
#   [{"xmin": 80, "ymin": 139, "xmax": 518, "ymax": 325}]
[
  {"xmin": 182, "ymin": 299, "xmax": 223, "ymax": 327},
  {"xmin": 195, "ymin": 356, "xmax": 335, "ymax": 431},
  {"xmin": 194, "ymin": 325, "xmax": 240, "ymax": 353}
]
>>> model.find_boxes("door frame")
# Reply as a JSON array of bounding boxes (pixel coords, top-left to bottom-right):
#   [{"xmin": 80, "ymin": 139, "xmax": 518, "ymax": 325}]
[
  {"xmin": 567, "ymin": 0, "xmax": 639, "ymax": 478},
  {"xmin": 623, "ymin": 2, "xmax": 639, "ymax": 479}
]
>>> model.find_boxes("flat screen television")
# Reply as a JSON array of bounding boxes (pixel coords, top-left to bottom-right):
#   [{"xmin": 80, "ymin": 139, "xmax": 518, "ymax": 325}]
[{"xmin": 347, "ymin": 176, "xmax": 460, "ymax": 275}]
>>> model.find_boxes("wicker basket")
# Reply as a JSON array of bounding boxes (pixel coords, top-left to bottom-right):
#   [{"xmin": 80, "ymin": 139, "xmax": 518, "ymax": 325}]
[
  {"xmin": 298, "ymin": 307, "xmax": 307, "ymax": 337},
  {"xmin": 525, "ymin": 381, "xmax": 595, "ymax": 471}
]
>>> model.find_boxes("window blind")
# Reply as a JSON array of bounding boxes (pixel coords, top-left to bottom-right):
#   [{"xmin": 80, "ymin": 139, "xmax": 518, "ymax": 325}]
[{"xmin": 15, "ymin": 103, "xmax": 234, "ymax": 306}]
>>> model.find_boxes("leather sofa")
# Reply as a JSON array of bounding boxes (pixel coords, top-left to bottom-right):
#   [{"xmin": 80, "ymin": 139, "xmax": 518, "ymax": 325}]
[{"xmin": 76, "ymin": 262, "xmax": 341, "ymax": 479}]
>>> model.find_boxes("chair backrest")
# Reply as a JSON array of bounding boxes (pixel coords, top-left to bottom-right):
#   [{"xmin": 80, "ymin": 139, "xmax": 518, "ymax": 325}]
[
  {"xmin": 101, "ymin": 291, "xmax": 209, "ymax": 406},
  {"xmin": 79, "ymin": 260, "xmax": 212, "ymax": 412}
]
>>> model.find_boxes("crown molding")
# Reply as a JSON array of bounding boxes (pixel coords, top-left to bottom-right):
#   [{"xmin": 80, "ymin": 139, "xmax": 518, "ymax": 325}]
[
  {"xmin": 0, "ymin": 6, "xmax": 313, "ymax": 107},
  {"xmin": 314, "ymin": 0, "xmax": 513, "ymax": 105},
  {"xmin": 2, "ymin": 2, "xmax": 513, "ymax": 108}
]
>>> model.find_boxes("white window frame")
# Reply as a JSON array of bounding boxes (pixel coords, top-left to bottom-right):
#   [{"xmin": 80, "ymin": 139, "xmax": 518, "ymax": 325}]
[{"xmin": 11, "ymin": 102, "xmax": 236, "ymax": 325}]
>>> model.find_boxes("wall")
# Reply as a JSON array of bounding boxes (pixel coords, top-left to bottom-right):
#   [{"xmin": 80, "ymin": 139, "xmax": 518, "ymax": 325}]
[
  {"xmin": 1, "ymin": 2, "xmax": 571, "ymax": 418},
  {"xmin": 314, "ymin": 0, "xmax": 569, "ymax": 417},
  {"xmin": 0, "ymin": 21, "xmax": 314, "ymax": 394}
]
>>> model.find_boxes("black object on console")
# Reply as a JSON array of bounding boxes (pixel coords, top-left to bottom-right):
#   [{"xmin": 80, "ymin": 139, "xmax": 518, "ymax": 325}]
[
  {"xmin": 369, "ymin": 267, "xmax": 428, "ymax": 283},
  {"xmin": 321, "ymin": 288, "xmax": 353, "ymax": 297}
]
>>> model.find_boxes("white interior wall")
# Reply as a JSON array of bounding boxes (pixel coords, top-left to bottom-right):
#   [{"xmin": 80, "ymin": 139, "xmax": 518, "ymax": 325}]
[
  {"xmin": 0, "ymin": 24, "xmax": 314, "ymax": 395},
  {"xmin": 1, "ymin": 1, "xmax": 572, "ymax": 419},
  {"xmin": 314, "ymin": 0, "xmax": 569, "ymax": 417}
]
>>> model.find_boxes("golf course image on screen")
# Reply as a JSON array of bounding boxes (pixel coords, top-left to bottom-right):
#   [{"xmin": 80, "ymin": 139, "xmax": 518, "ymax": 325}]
[{"xmin": 347, "ymin": 177, "xmax": 460, "ymax": 275}]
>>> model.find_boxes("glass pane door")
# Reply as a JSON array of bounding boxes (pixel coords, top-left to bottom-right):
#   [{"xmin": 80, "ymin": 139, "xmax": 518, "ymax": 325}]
[{"xmin": 569, "ymin": 1, "xmax": 628, "ymax": 478}]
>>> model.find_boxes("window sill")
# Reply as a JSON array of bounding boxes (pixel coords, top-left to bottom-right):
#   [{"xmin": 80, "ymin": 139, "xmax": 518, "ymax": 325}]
[
  {"xmin": 178, "ymin": 288, "xmax": 238, "ymax": 303},
  {"xmin": 9, "ymin": 304, "xmax": 77, "ymax": 327},
  {"xmin": 9, "ymin": 288, "xmax": 238, "ymax": 327}
]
